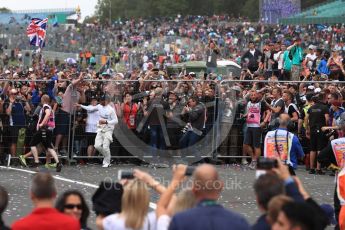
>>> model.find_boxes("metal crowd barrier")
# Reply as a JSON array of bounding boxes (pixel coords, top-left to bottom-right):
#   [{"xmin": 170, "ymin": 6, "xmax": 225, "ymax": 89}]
[{"xmin": 2, "ymin": 79, "xmax": 337, "ymax": 166}]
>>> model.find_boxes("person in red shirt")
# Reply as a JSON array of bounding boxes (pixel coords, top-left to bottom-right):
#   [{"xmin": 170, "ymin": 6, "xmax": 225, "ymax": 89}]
[
  {"xmin": 121, "ymin": 92, "xmax": 138, "ymax": 130},
  {"xmin": 12, "ymin": 172, "xmax": 80, "ymax": 230}
]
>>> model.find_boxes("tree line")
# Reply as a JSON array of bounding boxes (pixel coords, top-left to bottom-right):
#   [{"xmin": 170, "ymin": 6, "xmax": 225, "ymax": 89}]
[{"xmin": 95, "ymin": 0, "xmax": 327, "ymax": 22}]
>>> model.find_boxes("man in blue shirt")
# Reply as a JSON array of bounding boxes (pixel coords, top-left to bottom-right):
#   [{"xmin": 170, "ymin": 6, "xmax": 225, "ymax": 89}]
[
  {"xmin": 4, "ymin": 89, "xmax": 31, "ymax": 157},
  {"xmin": 169, "ymin": 164, "xmax": 250, "ymax": 230},
  {"xmin": 264, "ymin": 114, "xmax": 304, "ymax": 174}
]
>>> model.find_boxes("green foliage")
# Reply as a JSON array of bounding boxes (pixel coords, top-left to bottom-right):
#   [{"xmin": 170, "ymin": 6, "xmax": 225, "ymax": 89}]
[
  {"xmin": 95, "ymin": 0, "xmax": 328, "ymax": 23},
  {"xmin": 0, "ymin": 7, "xmax": 11, "ymax": 13}
]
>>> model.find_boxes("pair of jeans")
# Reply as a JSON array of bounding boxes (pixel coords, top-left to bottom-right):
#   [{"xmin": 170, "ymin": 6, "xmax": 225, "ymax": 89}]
[
  {"xmin": 179, "ymin": 131, "xmax": 201, "ymax": 149},
  {"xmin": 149, "ymin": 125, "xmax": 166, "ymax": 160}
]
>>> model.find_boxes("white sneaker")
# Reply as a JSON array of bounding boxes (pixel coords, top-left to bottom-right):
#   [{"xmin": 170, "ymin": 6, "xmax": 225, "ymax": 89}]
[
  {"xmin": 241, "ymin": 158, "xmax": 248, "ymax": 165},
  {"xmin": 248, "ymin": 161, "xmax": 257, "ymax": 170},
  {"xmin": 102, "ymin": 163, "xmax": 111, "ymax": 168}
]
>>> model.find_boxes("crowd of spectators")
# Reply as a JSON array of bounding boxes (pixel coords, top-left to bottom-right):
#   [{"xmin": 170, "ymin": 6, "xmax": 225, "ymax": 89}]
[
  {"xmin": 0, "ymin": 16, "xmax": 344, "ymax": 170},
  {"xmin": 0, "ymin": 162, "xmax": 340, "ymax": 229}
]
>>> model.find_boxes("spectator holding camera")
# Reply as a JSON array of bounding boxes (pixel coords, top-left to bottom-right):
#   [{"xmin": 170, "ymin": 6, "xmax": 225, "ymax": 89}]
[
  {"xmin": 169, "ymin": 164, "xmax": 250, "ymax": 230},
  {"xmin": 4, "ymin": 88, "xmax": 31, "ymax": 157},
  {"xmin": 102, "ymin": 179, "xmax": 155, "ymax": 230}
]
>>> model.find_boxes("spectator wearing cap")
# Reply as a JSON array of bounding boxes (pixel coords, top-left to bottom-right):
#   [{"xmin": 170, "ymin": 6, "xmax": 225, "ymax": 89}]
[
  {"xmin": 4, "ymin": 88, "xmax": 31, "ymax": 157},
  {"xmin": 0, "ymin": 185, "xmax": 9, "ymax": 230},
  {"xmin": 287, "ymin": 38, "xmax": 303, "ymax": 82},
  {"xmin": 77, "ymin": 94, "xmax": 118, "ymax": 167},
  {"xmin": 241, "ymin": 41, "xmax": 262, "ymax": 73},
  {"xmin": 169, "ymin": 164, "xmax": 250, "ymax": 230},
  {"xmin": 12, "ymin": 172, "xmax": 80, "ymax": 230},
  {"xmin": 305, "ymin": 45, "xmax": 317, "ymax": 71}
]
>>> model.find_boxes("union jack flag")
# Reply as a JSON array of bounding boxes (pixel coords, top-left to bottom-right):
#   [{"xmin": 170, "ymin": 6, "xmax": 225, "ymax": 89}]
[{"xmin": 26, "ymin": 18, "xmax": 48, "ymax": 48}]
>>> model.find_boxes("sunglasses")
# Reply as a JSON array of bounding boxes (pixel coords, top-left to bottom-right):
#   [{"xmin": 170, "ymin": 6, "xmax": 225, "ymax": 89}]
[{"xmin": 64, "ymin": 204, "xmax": 82, "ymax": 210}]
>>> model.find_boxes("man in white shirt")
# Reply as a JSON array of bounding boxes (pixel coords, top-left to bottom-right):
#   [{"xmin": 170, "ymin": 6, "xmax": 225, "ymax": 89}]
[
  {"xmin": 305, "ymin": 45, "xmax": 317, "ymax": 70},
  {"xmin": 77, "ymin": 94, "xmax": 118, "ymax": 167}
]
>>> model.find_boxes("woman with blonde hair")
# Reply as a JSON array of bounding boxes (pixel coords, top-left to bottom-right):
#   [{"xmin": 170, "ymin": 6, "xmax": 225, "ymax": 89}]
[{"xmin": 102, "ymin": 179, "xmax": 155, "ymax": 230}]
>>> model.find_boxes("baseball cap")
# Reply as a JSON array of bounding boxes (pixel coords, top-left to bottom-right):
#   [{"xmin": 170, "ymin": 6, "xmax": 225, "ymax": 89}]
[
  {"xmin": 4, "ymin": 70, "xmax": 10, "ymax": 74},
  {"xmin": 314, "ymin": 88, "xmax": 322, "ymax": 93}
]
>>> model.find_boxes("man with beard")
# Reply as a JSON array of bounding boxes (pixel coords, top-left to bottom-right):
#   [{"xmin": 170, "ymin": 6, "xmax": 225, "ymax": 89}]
[{"xmin": 243, "ymin": 90, "xmax": 270, "ymax": 169}]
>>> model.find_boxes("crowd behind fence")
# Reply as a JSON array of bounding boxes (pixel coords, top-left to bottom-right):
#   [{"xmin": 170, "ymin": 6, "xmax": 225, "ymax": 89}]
[{"xmin": 0, "ymin": 76, "xmax": 343, "ymax": 168}]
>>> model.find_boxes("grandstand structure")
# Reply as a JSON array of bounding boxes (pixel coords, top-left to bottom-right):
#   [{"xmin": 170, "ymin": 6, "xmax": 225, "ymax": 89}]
[
  {"xmin": 0, "ymin": 8, "xmax": 77, "ymax": 25},
  {"xmin": 260, "ymin": 0, "xmax": 301, "ymax": 24},
  {"xmin": 280, "ymin": 0, "xmax": 345, "ymax": 24}
]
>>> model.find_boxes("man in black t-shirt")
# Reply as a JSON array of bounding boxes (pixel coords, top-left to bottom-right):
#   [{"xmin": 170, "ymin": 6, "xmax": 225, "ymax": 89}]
[{"xmin": 306, "ymin": 94, "xmax": 329, "ymax": 174}]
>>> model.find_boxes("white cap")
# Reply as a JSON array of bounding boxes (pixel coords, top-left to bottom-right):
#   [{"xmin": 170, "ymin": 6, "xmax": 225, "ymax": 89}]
[
  {"xmin": 307, "ymin": 85, "xmax": 315, "ymax": 90},
  {"xmin": 116, "ymin": 73, "xmax": 124, "ymax": 79},
  {"xmin": 28, "ymin": 67, "xmax": 33, "ymax": 72},
  {"xmin": 314, "ymin": 88, "xmax": 322, "ymax": 93},
  {"xmin": 4, "ymin": 70, "xmax": 10, "ymax": 74}
]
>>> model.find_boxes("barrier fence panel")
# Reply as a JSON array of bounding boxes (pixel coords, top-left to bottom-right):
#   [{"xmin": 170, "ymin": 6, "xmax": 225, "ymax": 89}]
[
  {"xmin": 3, "ymin": 78, "xmax": 339, "ymax": 166},
  {"xmin": 2, "ymin": 78, "xmax": 222, "ymax": 166}
]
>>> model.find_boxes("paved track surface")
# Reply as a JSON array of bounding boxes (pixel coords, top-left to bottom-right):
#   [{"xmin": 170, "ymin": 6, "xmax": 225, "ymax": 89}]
[{"xmin": 0, "ymin": 164, "xmax": 335, "ymax": 229}]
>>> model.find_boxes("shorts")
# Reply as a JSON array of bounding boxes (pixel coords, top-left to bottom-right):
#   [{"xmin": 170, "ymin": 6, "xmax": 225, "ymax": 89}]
[
  {"xmin": 309, "ymin": 129, "xmax": 328, "ymax": 152},
  {"xmin": 86, "ymin": 132, "xmax": 97, "ymax": 146},
  {"xmin": 54, "ymin": 110, "xmax": 71, "ymax": 135},
  {"xmin": 30, "ymin": 129, "xmax": 54, "ymax": 149},
  {"xmin": 243, "ymin": 127, "xmax": 262, "ymax": 148},
  {"xmin": 9, "ymin": 126, "xmax": 24, "ymax": 144}
]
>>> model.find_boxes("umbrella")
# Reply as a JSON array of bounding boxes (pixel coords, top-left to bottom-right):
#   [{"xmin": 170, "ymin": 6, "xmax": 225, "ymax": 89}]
[{"xmin": 65, "ymin": 58, "xmax": 77, "ymax": 64}]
